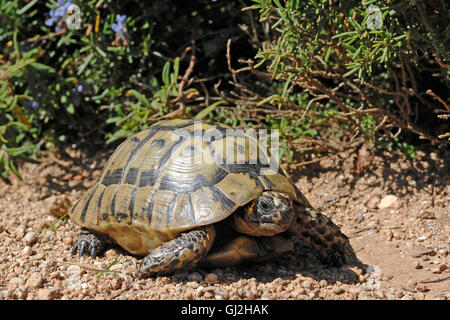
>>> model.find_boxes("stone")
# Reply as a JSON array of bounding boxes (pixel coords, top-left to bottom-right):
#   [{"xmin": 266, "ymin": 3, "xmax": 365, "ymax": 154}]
[
  {"xmin": 110, "ymin": 278, "xmax": 122, "ymax": 290},
  {"xmin": 37, "ymin": 288, "xmax": 59, "ymax": 300},
  {"xmin": 431, "ymin": 267, "xmax": 442, "ymax": 274},
  {"xmin": 21, "ymin": 246, "xmax": 33, "ymax": 256},
  {"xmin": 63, "ymin": 237, "xmax": 73, "ymax": 246},
  {"xmin": 8, "ymin": 277, "xmax": 25, "ymax": 290},
  {"xmin": 366, "ymin": 197, "xmax": 380, "ymax": 210},
  {"xmin": 45, "ymin": 195, "xmax": 72, "ymax": 218},
  {"xmin": 105, "ymin": 249, "xmax": 118, "ymax": 258},
  {"xmin": 319, "ymin": 280, "xmax": 328, "ymax": 288},
  {"xmin": 332, "ymin": 286, "xmax": 344, "ymax": 295},
  {"xmin": 205, "ymin": 273, "xmax": 218, "ymax": 284},
  {"xmin": 187, "ymin": 272, "xmax": 203, "ymax": 282},
  {"xmin": 14, "ymin": 287, "xmax": 28, "ymax": 300},
  {"xmin": 379, "ymin": 195, "xmax": 401, "ymax": 209},
  {"xmin": 26, "ymin": 272, "xmax": 43, "ymax": 289},
  {"xmin": 23, "ymin": 232, "xmax": 38, "ymax": 245},
  {"xmin": 415, "ymin": 283, "xmax": 429, "ymax": 293}
]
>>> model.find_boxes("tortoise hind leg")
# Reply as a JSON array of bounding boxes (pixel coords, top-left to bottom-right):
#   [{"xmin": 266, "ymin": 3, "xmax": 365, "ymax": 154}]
[
  {"xmin": 200, "ymin": 235, "xmax": 293, "ymax": 268},
  {"xmin": 139, "ymin": 225, "xmax": 215, "ymax": 279},
  {"xmin": 72, "ymin": 228, "xmax": 115, "ymax": 258},
  {"xmin": 289, "ymin": 203, "xmax": 356, "ymax": 267}
]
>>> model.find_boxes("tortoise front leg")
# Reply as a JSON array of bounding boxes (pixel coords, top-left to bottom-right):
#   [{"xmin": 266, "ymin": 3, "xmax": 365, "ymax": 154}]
[
  {"xmin": 139, "ymin": 225, "xmax": 215, "ymax": 278},
  {"xmin": 289, "ymin": 203, "xmax": 356, "ymax": 267},
  {"xmin": 200, "ymin": 235, "xmax": 293, "ymax": 268}
]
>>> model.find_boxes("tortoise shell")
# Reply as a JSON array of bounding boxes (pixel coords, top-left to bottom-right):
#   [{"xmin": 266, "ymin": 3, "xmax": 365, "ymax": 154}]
[{"xmin": 69, "ymin": 119, "xmax": 311, "ymax": 255}]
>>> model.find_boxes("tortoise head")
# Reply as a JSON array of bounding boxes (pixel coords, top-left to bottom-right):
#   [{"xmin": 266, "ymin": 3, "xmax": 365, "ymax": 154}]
[{"xmin": 232, "ymin": 191, "xmax": 294, "ymax": 236}]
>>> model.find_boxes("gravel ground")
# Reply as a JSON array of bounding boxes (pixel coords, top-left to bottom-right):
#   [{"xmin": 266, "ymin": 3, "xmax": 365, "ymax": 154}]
[{"xmin": 0, "ymin": 145, "xmax": 448, "ymax": 300}]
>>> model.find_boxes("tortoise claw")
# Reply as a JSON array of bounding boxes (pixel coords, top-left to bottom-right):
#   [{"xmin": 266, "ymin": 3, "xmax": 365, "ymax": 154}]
[
  {"xmin": 71, "ymin": 243, "xmax": 79, "ymax": 256},
  {"xmin": 90, "ymin": 246, "xmax": 97, "ymax": 258},
  {"xmin": 71, "ymin": 229, "xmax": 109, "ymax": 259},
  {"xmin": 78, "ymin": 242, "xmax": 87, "ymax": 258}
]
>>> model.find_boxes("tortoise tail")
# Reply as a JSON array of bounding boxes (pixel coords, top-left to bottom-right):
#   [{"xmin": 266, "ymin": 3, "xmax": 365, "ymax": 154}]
[{"xmin": 289, "ymin": 203, "xmax": 356, "ymax": 267}]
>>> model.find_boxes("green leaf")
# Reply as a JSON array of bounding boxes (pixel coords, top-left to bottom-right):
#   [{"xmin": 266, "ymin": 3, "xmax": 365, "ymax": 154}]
[
  {"xmin": 194, "ymin": 100, "xmax": 227, "ymax": 120},
  {"xmin": 343, "ymin": 67, "xmax": 360, "ymax": 78},
  {"xmin": 5, "ymin": 144, "xmax": 35, "ymax": 157},
  {"xmin": 162, "ymin": 61, "xmax": 171, "ymax": 86},
  {"xmin": 282, "ymin": 73, "xmax": 294, "ymax": 98},
  {"xmin": 128, "ymin": 90, "xmax": 152, "ymax": 109},
  {"xmin": 77, "ymin": 52, "xmax": 94, "ymax": 76},
  {"xmin": 67, "ymin": 104, "xmax": 75, "ymax": 114},
  {"xmin": 173, "ymin": 57, "xmax": 180, "ymax": 80},
  {"xmin": 30, "ymin": 62, "xmax": 56, "ymax": 73},
  {"xmin": 17, "ymin": 0, "xmax": 39, "ymax": 15}
]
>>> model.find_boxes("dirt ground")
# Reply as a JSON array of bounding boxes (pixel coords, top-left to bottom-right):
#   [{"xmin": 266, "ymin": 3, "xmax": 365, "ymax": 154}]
[{"xmin": 0, "ymin": 144, "xmax": 448, "ymax": 300}]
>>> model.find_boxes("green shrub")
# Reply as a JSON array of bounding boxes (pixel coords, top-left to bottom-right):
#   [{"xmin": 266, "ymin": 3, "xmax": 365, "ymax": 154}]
[
  {"xmin": 1, "ymin": 0, "xmax": 447, "ymax": 179},
  {"xmin": 225, "ymin": 0, "xmax": 448, "ymax": 161},
  {"xmin": 0, "ymin": 0, "xmax": 244, "ymax": 178}
]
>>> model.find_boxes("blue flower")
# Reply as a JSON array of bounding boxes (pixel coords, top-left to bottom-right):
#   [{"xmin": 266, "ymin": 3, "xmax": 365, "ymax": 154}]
[
  {"xmin": 74, "ymin": 84, "xmax": 83, "ymax": 92},
  {"xmin": 45, "ymin": 0, "xmax": 73, "ymax": 31},
  {"xmin": 71, "ymin": 84, "xmax": 84, "ymax": 106},
  {"xmin": 112, "ymin": 15, "xmax": 127, "ymax": 33},
  {"xmin": 24, "ymin": 100, "xmax": 39, "ymax": 110},
  {"xmin": 45, "ymin": 10, "xmax": 58, "ymax": 26},
  {"xmin": 111, "ymin": 15, "xmax": 130, "ymax": 46}
]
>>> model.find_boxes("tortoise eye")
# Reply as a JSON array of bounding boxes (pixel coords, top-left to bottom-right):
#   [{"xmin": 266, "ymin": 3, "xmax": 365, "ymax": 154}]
[{"xmin": 259, "ymin": 199, "xmax": 273, "ymax": 211}]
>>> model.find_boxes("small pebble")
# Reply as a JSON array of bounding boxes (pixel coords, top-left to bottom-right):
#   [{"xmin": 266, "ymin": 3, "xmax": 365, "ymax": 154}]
[
  {"xmin": 332, "ymin": 286, "xmax": 344, "ymax": 295},
  {"xmin": 62, "ymin": 237, "xmax": 73, "ymax": 246},
  {"xmin": 379, "ymin": 195, "xmax": 401, "ymax": 209},
  {"xmin": 187, "ymin": 272, "xmax": 203, "ymax": 282},
  {"xmin": 319, "ymin": 279, "xmax": 328, "ymax": 288},
  {"xmin": 366, "ymin": 197, "xmax": 379, "ymax": 210},
  {"xmin": 26, "ymin": 272, "xmax": 43, "ymax": 289},
  {"xmin": 385, "ymin": 230, "xmax": 394, "ymax": 241},
  {"xmin": 14, "ymin": 287, "xmax": 28, "ymax": 300},
  {"xmin": 413, "ymin": 262, "xmax": 422, "ymax": 269},
  {"xmin": 416, "ymin": 211, "xmax": 435, "ymax": 219},
  {"xmin": 45, "ymin": 195, "xmax": 71, "ymax": 217},
  {"xmin": 205, "ymin": 273, "xmax": 218, "ymax": 284},
  {"xmin": 302, "ymin": 280, "xmax": 313, "ymax": 290},
  {"xmin": 105, "ymin": 249, "xmax": 118, "ymax": 258},
  {"xmin": 37, "ymin": 288, "xmax": 60, "ymax": 300},
  {"xmin": 8, "ymin": 277, "xmax": 25, "ymax": 290},
  {"xmin": 195, "ymin": 285, "xmax": 205, "ymax": 296},
  {"xmin": 203, "ymin": 290, "xmax": 215, "ymax": 299},
  {"xmin": 431, "ymin": 267, "xmax": 441, "ymax": 274},
  {"xmin": 23, "ymin": 232, "xmax": 38, "ymax": 245},
  {"xmin": 293, "ymin": 288, "xmax": 306, "ymax": 298},
  {"xmin": 415, "ymin": 283, "xmax": 429, "ymax": 293},
  {"xmin": 110, "ymin": 278, "xmax": 122, "ymax": 290},
  {"xmin": 21, "ymin": 246, "xmax": 33, "ymax": 256}
]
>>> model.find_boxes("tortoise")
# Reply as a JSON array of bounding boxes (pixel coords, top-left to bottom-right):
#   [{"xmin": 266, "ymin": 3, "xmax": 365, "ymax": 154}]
[{"xmin": 69, "ymin": 119, "xmax": 355, "ymax": 278}]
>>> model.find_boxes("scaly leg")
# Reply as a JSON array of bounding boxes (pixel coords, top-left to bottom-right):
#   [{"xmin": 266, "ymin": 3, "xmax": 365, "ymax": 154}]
[{"xmin": 139, "ymin": 225, "xmax": 215, "ymax": 278}]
